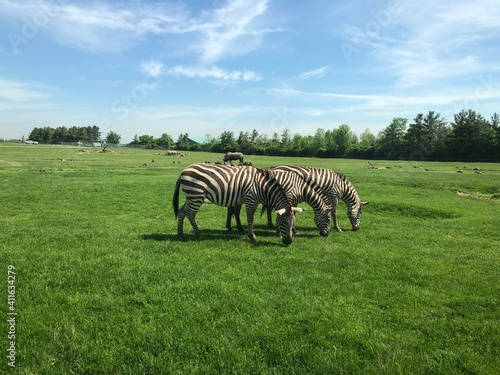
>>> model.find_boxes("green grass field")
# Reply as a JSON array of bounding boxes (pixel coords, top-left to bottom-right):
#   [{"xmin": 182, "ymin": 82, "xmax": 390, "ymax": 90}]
[{"xmin": 1, "ymin": 143, "xmax": 499, "ymax": 374}]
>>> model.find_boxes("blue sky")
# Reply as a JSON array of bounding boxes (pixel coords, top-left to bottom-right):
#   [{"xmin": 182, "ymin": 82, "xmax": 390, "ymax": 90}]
[{"xmin": 1, "ymin": 0, "xmax": 500, "ymax": 143}]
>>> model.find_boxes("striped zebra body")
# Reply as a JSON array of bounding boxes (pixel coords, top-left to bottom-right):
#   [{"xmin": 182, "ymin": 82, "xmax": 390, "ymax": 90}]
[
  {"xmin": 226, "ymin": 169, "xmax": 331, "ymax": 237},
  {"xmin": 173, "ymin": 163, "xmax": 297, "ymax": 244},
  {"xmin": 274, "ymin": 165, "xmax": 368, "ymax": 231}
]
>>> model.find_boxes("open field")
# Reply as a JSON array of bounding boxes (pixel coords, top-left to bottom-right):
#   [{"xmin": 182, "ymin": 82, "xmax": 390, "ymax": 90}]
[{"xmin": 1, "ymin": 143, "xmax": 499, "ymax": 374}]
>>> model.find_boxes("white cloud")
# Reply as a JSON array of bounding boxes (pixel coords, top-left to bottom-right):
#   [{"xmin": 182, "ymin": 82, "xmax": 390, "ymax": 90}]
[
  {"xmin": 0, "ymin": 1, "xmax": 191, "ymax": 53},
  {"xmin": 141, "ymin": 60, "xmax": 165, "ymax": 77},
  {"xmin": 0, "ymin": 79, "xmax": 49, "ymax": 102},
  {"xmin": 268, "ymin": 85, "xmax": 500, "ymax": 113},
  {"xmin": 378, "ymin": 1, "xmax": 500, "ymax": 87},
  {"xmin": 0, "ymin": 0, "xmax": 280, "ymax": 59},
  {"xmin": 166, "ymin": 65, "xmax": 262, "ymax": 82},
  {"xmin": 337, "ymin": 1, "xmax": 500, "ymax": 88},
  {"xmin": 197, "ymin": 0, "xmax": 279, "ymax": 63},
  {"xmin": 295, "ymin": 66, "xmax": 328, "ymax": 81}
]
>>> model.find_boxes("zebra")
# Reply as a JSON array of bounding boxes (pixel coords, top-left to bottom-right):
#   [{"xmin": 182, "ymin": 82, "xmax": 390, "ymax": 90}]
[
  {"xmin": 172, "ymin": 163, "xmax": 301, "ymax": 245},
  {"xmin": 225, "ymin": 169, "xmax": 331, "ymax": 237},
  {"xmin": 273, "ymin": 165, "xmax": 368, "ymax": 232},
  {"xmin": 223, "ymin": 152, "xmax": 244, "ymax": 164}
]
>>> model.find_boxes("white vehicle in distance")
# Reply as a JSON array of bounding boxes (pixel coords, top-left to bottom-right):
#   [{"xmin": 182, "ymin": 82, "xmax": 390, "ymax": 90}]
[{"xmin": 24, "ymin": 140, "xmax": 39, "ymax": 144}]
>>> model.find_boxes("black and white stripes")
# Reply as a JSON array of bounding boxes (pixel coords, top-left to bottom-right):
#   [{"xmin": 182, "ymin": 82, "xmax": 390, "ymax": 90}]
[
  {"xmin": 172, "ymin": 163, "xmax": 368, "ymax": 244},
  {"xmin": 173, "ymin": 163, "xmax": 297, "ymax": 244},
  {"xmin": 226, "ymin": 169, "xmax": 332, "ymax": 237},
  {"xmin": 273, "ymin": 165, "xmax": 368, "ymax": 231}
]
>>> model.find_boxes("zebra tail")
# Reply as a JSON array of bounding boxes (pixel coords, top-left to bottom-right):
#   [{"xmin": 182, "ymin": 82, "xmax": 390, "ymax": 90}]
[{"xmin": 172, "ymin": 178, "xmax": 181, "ymax": 218}]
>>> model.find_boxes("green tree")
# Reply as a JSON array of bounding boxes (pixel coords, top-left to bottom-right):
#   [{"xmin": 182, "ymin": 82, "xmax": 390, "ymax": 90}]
[
  {"xmin": 138, "ymin": 135, "xmax": 154, "ymax": 148},
  {"xmin": 105, "ymin": 131, "xmax": 121, "ymax": 144},
  {"xmin": 28, "ymin": 127, "xmax": 43, "ymax": 142},
  {"xmin": 449, "ymin": 110, "xmax": 496, "ymax": 160},
  {"xmin": 265, "ymin": 132, "xmax": 281, "ymax": 155},
  {"xmin": 423, "ymin": 111, "xmax": 448, "ymax": 158},
  {"xmin": 280, "ymin": 129, "xmax": 293, "ymax": 153},
  {"xmin": 157, "ymin": 133, "xmax": 173, "ymax": 149},
  {"xmin": 219, "ymin": 131, "xmax": 237, "ymax": 152},
  {"xmin": 176, "ymin": 133, "xmax": 190, "ymax": 150},
  {"xmin": 313, "ymin": 128, "xmax": 326, "ymax": 155},
  {"xmin": 359, "ymin": 129, "xmax": 376, "ymax": 157},
  {"xmin": 378, "ymin": 117, "xmax": 408, "ymax": 158},
  {"xmin": 405, "ymin": 113, "xmax": 425, "ymax": 158},
  {"xmin": 491, "ymin": 113, "xmax": 500, "ymax": 160},
  {"xmin": 130, "ymin": 134, "xmax": 140, "ymax": 145},
  {"xmin": 332, "ymin": 124, "xmax": 355, "ymax": 157},
  {"xmin": 236, "ymin": 131, "xmax": 251, "ymax": 151}
]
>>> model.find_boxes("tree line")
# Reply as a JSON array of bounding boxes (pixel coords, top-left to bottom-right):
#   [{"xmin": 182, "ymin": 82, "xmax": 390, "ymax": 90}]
[{"xmin": 27, "ymin": 109, "xmax": 500, "ymax": 161}]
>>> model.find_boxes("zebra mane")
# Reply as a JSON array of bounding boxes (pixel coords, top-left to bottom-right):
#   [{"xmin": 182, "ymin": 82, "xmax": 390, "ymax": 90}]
[
  {"xmin": 334, "ymin": 171, "xmax": 361, "ymax": 206},
  {"xmin": 256, "ymin": 168, "xmax": 292, "ymax": 209}
]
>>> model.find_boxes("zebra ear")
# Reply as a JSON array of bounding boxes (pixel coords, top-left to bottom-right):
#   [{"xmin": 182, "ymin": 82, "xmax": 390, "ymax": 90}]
[
  {"xmin": 361, "ymin": 201, "xmax": 369, "ymax": 206},
  {"xmin": 276, "ymin": 208, "xmax": 287, "ymax": 216},
  {"xmin": 292, "ymin": 207, "xmax": 306, "ymax": 213}
]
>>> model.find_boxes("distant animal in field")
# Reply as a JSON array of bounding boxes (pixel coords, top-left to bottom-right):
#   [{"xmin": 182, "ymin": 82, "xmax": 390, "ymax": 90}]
[{"xmin": 223, "ymin": 152, "xmax": 244, "ymax": 164}]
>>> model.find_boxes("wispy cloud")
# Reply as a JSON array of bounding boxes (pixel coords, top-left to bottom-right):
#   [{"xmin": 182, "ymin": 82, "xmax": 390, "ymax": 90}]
[
  {"xmin": 141, "ymin": 60, "xmax": 165, "ymax": 77},
  {"xmin": 197, "ymin": 0, "xmax": 279, "ymax": 63},
  {"xmin": 295, "ymin": 66, "xmax": 328, "ymax": 81},
  {"xmin": 337, "ymin": 1, "xmax": 500, "ymax": 89},
  {"xmin": 166, "ymin": 65, "xmax": 262, "ymax": 82},
  {"xmin": 376, "ymin": 1, "xmax": 500, "ymax": 87},
  {"xmin": 0, "ymin": 0, "xmax": 280, "ymax": 60},
  {"xmin": 0, "ymin": 79, "xmax": 49, "ymax": 102},
  {"xmin": 268, "ymin": 86, "xmax": 500, "ymax": 112},
  {"xmin": 0, "ymin": 1, "xmax": 191, "ymax": 53}
]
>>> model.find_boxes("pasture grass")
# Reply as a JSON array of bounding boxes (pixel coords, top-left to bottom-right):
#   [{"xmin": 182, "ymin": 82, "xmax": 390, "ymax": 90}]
[{"xmin": 1, "ymin": 143, "xmax": 499, "ymax": 374}]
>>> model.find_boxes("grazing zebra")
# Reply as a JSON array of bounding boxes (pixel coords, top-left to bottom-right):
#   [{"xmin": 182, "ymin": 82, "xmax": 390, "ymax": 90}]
[
  {"xmin": 273, "ymin": 165, "xmax": 368, "ymax": 232},
  {"xmin": 226, "ymin": 169, "xmax": 331, "ymax": 237},
  {"xmin": 172, "ymin": 163, "xmax": 300, "ymax": 245},
  {"xmin": 223, "ymin": 152, "xmax": 244, "ymax": 164}
]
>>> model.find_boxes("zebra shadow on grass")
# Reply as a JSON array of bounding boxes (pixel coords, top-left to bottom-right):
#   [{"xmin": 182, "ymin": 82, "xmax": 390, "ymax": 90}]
[{"xmin": 142, "ymin": 224, "xmax": 323, "ymax": 246}]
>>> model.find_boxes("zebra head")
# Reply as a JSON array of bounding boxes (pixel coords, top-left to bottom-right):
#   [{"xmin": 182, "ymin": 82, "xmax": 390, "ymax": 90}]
[
  {"xmin": 315, "ymin": 210, "xmax": 331, "ymax": 237},
  {"xmin": 347, "ymin": 201, "xmax": 369, "ymax": 231},
  {"xmin": 276, "ymin": 207, "xmax": 304, "ymax": 245}
]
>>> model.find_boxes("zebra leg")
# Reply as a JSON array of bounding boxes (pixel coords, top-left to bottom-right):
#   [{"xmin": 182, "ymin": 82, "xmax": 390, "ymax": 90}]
[
  {"xmin": 245, "ymin": 203, "xmax": 258, "ymax": 243},
  {"xmin": 187, "ymin": 213, "xmax": 203, "ymax": 240},
  {"xmin": 181, "ymin": 199, "xmax": 204, "ymax": 240},
  {"xmin": 226, "ymin": 206, "xmax": 244, "ymax": 232},
  {"xmin": 233, "ymin": 205, "xmax": 244, "ymax": 232},
  {"xmin": 332, "ymin": 198, "xmax": 342, "ymax": 232},
  {"xmin": 266, "ymin": 205, "xmax": 274, "ymax": 228},
  {"xmin": 226, "ymin": 207, "xmax": 234, "ymax": 231}
]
